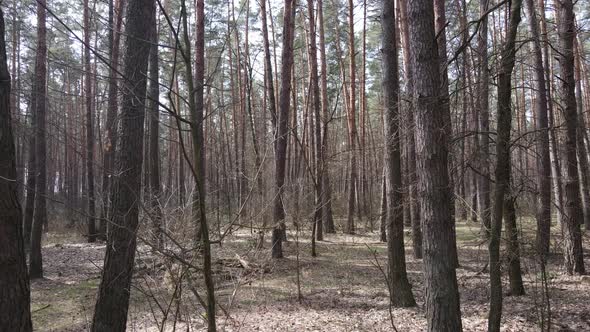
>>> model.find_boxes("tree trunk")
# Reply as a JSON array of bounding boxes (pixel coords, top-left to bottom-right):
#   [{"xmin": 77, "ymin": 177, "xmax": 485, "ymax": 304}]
[
  {"xmin": 100, "ymin": 0, "xmax": 123, "ymax": 239},
  {"xmin": 556, "ymin": 0, "xmax": 585, "ymax": 275},
  {"xmin": 29, "ymin": 0, "xmax": 48, "ymax": 280},
  {"xmin": 0, "ymin": 8, "xmax": 32, "ymax": 330},
  {"xmin": 488, "ymin": 1, "xmax": 522, "ymax": 330},
  {"xmin": 434, "ymin": 0, "xmax": 458, "ymax": 268},
  {"xmin": 398, "ymin": 0, "xmax": 422, "ymax": 260},
  {"xmin": 182, "ymin": 0, "xmax": 216, "ymax": 326},
  {"xmin": 306, "ymin": 0, "xmax": 323, "ymax": 242},
  {"xmin": 477, "ymin": 0, "xmax": 491, "ymax": 237},
  {"xmin": 345, "ymin": 0, "xmax": 357, "ymax": 234},
  {"xmin": 84, "ymin": 0, "xmax": 96, "ymax": 243},
  {"xmin": 407, "ymin": 0, "xmax": 462, "ymax": 330},
  {"xmin": 23, "ymin": 80, "xmax": 36, "ymax": 247},
  {"xmin": 505, "ymin": 194, "xmax": 525, "ymax": 296},
  {"xmin": 382, "ymin": 0, "xmax": 416, "ymax": 307},
  {"xmin": 379, "ymin": 174, "xmax": 387, "ymax": 242},
  {"xmin": 525, "ymin": 0, "xmax": 552, "ymax": 259},
  {"xmin": 574, "ymin": 41, "xmax": 590, "ymax": 229},
  {"xmin": 91, "ymin": 0, "xmax": 154, "ymax": 329},
  {"xmin": 272, "ymin": 0, "xmax": 296, "ymax": 259},
  {"xmin": 318, "ymin": 0, "xmax": 335, "ymax": 233},
  {"xmin": 148, "ymin": 4, "xmax": 163, "ymax": 248}
]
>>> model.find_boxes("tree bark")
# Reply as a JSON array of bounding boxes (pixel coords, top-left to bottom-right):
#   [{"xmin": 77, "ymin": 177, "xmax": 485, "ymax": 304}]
[
  {"xmin": 0, "ymin": 8, "xmax": 33, "ymax": 330},
  {"xmin": 399, "ymin": 0, "xmax": 421, "ymax": 259},
  {"xmin": 148, "ymin": 4, "xmax": 163, "ymax": 248},
  {"xmin": 100, "ymin": 0, "xmax": 123, "ymax": 240},
  {"xmin": 434, "ymin": 0, "xmax": 458, "ymax": 268},
  {"xmin": 84, "ymin": 0, "xmax": 97, "ymax": 243},
  {"xmin": 477, "ymin": 0, "xmax": 491, "ymax": 236},
  {"xmin": 91, "ymin": 0, "xmax": 154, "ymax": 329},
  {"xmin": 505, "ymin": 194, "xmax": 525, "ymax": 296},
  {"xmin": 29, "ymin": 0, "xmax": 48, "ymax": 280},
  {"xmin": 382, "ymin": 0, "xmax": 416, "ymax": 307},
  {"xmin": 407, "ymin": 0, "xmax": 462, "ymax": 329},
  {"xmin": 306, "ymin": 0, "xmax": 323, "ymax": 242},
  {"xmin": 318, "ymin": 0, "xmax": 335, "ymax": 233},
  {"xmin": 525, "ymin": 0, "xmax": 552, "ymax": 259},
  {"xmin": 272, "ymin": 0, "xmax": 296, "ymax": 259},
  {"xmin": 488, "ymin": 1, "xmax": 522, "ymax": 330},
  {"xmin": 345, "ymin": 0, "xmax": 357, "ymax": 234},
  {"xmin": 556, "ymin": 0, "xmax": 585, "ymax": 275}
]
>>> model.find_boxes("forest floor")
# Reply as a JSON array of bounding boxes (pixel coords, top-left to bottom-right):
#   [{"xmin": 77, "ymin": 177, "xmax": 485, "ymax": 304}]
[{"xmin": 30, "ymin": 219, "xmax": 590, "ymax": 331}]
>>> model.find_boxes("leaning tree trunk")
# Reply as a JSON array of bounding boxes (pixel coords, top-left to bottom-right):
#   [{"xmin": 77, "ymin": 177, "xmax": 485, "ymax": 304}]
[
  {"xmin": 488, "ymin": 0, "xmax": 522, "ymax": 330},
  {"xmin": 407, "ymin": 0, "xmax": 462, "ymax": 330},
  {"xmin": 381, "ymin": 0, "xmax": 416, "ymax": 307},
  {"xmin": 0, "ymin": 8, "xmax": 33, "ymax": 331},
  {"xmin": 91, "ymin": 0, "xmax": 154, "ymax": 329},
  {"xmin": 556, "ymin": 0, "xmax": 585, "ymax": 275}
]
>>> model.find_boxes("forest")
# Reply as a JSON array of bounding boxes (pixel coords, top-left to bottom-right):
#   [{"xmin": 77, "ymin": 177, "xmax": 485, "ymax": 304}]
[{"xmin": 0, "ymin": 0, "xmax": 589, "ymax": 330}]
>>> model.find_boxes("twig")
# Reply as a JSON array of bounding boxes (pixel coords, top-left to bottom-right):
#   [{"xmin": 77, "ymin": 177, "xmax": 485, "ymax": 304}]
[{"xmin": 32, "ymin": 304, "xmax": 51, "ymax": 313}]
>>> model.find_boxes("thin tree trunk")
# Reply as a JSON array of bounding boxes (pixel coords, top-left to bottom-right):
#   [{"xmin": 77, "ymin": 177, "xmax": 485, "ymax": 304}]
[
  {"xmin": 23, "ymin": 79, "xmax": 36, "ymax": 247},
  {"xmin": 306, "ymin": 0, "xmax": 323, "ymax": 243},
  {"xmin": 84, "ymin": 0, "xmax": 96, "ymax": 243},
  {"xmin": 488, "ymin": 1, "xmax": 522, "ymax": 330},
  {"xmin": 29, "ymin": 0, "xmax": 48, "ymax": 280},
  {"xmin": 148, "ymin": 4, "xmax": 163, "ymax": 248},
  {"xmin": 382, "ymin": 0, "xmax": 416, "ymax": 307},
  {"xmin": 379, "ymin": 173, "xmax": 387, "ymax": 242},
  {"xmin": 318, "ymin": 0, "xmax": 334, "ymax": 233},
  {"xmin": 272, "ymin": 0, "xmax": 296, "ymax": 259},
  {"xmin": 478, "ymin": 0, "xmax": 491, "ymax": 237},
  {"xmin": 345, "ymin": 0, "xmax": 357, "ymax": 234},
  {"xmin": 525, "ymin": 0, "xmax": 552, "ymax": 259},
  {"xmin": 399, "ymin": 0, "xmax": 421, "ymax": 259}
]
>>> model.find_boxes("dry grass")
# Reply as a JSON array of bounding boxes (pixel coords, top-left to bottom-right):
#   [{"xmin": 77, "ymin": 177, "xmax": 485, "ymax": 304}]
[{"xmin": 30, "ymin": 218, "xmax": 590, "ymax": 331}]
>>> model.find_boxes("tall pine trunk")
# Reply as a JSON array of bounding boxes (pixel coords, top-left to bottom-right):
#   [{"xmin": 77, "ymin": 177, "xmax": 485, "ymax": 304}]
[
  {"xmin": 477, "ymin": 0, "xmax": 491, "ymax": 236},
  {"xmin": 525, "ymin": 0, "xmax": 552, "ymax": 259},
  {"xmin": 271, "ymin": 0, "xmax": 296, "ymax": 259},
  {"xmin": 407, "ymin": 0, "xmax": 462, "ymax": 329},
  {"xmin": 91, "ymin": 0, "xmax": 154, "ymax": 328},
  {"xmin": 556, "ymin": 0, "xmax": 585, "ymax": 275},
  {"xmin": 84, "ymin": 0, "xmax": 96, "ymax": 243},
  {"xmin": 381, "ymin": 0, "xmax": 416, "ymax": 307},
  {"xmin": 29, "ymin": 0, "xmax": 48, "ymax": 280},
  {"xmin": 488, "ymin": 1, "xmax": 522, "ymax": 330},
  {"xmin": 0, "ymin": 8, "xmax": 32, "ymax": 330}
]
